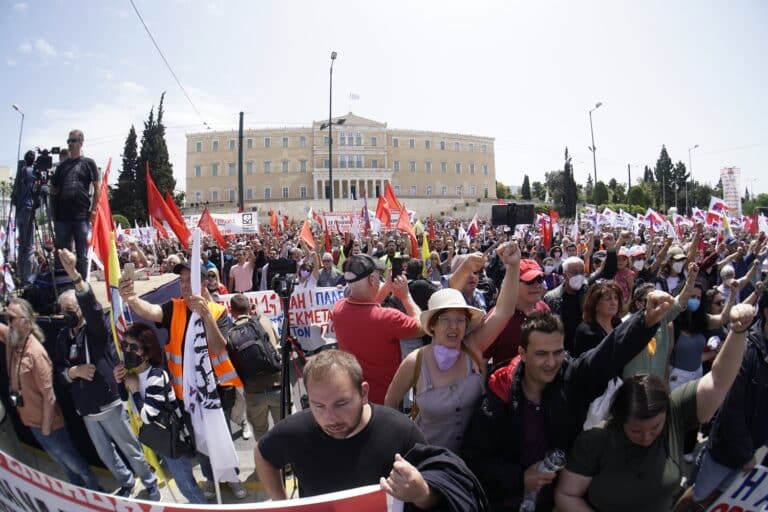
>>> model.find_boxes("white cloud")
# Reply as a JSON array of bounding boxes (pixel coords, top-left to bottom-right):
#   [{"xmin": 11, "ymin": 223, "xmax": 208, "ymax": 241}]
[
  {"xmin": 117, "ymin": 81, "xmax": 147, "ymax": 96},
  {"xmin": 34, "ymin": 39, "xmax": 57, "ymax": 58},
  {"xmin": 18, "ymin": 41, "xmax": 31, "ymax": 54},
  {"xmin": 7, "ymin": 59, "xmax": 17, "ymax": 67},
  {"xmin": 12, "ymin": 3, "xmax": 27, "ymax": 12}
]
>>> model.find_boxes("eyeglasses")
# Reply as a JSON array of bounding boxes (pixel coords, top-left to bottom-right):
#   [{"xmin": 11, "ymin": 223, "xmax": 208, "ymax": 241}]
[
  {"xmin": 66, "ymin": 138, "xmax": 80, "ymax": 144},
  {"xmin": 121, "ymin": 342, "xmax": 141, "ymax": 353},
  {"xmin": 437, "ymin": 315, "xmax": 468, "ymax": 327},
  {"xmin": 322, "ymin": 259, "xmax": 333, "ymax": 263},
  {"xmin": 207, "ymin": 274, "xmax": 217, "ymax": 278},
  {"xmin": 520, "ymin": 276, "xmax": 544, "ymax": 285}
]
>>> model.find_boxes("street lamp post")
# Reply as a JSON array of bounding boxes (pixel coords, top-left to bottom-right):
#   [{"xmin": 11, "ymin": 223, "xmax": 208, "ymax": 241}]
[
  {"xmin": 588, "ymin": 102, "xmax": 602, "ymax": 190},
  {"xmin": 12, "ymin": 104, "xmax": 24, "ymax": 166},
  {"xmin": 321, "ymin": 52, "xmax": 342, "ymax": 212},
  {"xmin": 687, "ymin": 144, "xmax": 699, "ymax": 214}
]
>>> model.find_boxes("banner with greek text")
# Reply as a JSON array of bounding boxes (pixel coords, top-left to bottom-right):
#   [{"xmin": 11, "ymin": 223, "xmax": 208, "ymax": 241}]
[
  {"xmin": 706, "ymin": 464, "xmax": 768, "ymax": 512},
  {"xmin": 215, "ymin": 287, "xmax": 345, "ymax": 353},
  {"xmin": 183, "ymin": 212, "xmax": 260, "ymax": 235}
]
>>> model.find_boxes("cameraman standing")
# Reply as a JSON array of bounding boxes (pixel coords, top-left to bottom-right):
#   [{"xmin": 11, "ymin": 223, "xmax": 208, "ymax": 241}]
[
  {"xmin": 51, "ymin": 130, "xmax": 100, "ymax": 279},
  {"xmin": 11, "ymin": 150, "xmax": 37, "ymax": 284}
]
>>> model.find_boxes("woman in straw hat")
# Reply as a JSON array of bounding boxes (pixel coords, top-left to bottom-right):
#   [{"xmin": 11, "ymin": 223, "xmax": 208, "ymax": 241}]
[{"xmin": 385, "ymin": 242, "xmax": 522, "ymax": 453}]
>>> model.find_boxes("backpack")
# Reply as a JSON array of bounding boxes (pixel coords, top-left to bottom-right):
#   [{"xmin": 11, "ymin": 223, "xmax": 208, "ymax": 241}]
[{"xmin": 226, "ymin": 315, "xmax": 281, "ymax": 382}]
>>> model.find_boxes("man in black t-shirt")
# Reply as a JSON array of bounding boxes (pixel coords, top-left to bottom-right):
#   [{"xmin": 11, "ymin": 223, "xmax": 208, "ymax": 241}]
[
  {"xmin": 254, "ymin": 350, "xmax": 441, "ymax": 509},
  {"xmin": 51, "ymin": 129, "xmax": 100, "ymax": 278}
]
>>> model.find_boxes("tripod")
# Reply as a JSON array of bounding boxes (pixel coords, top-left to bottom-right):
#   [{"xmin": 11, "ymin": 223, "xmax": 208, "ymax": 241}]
[{"xmin": 31, "ymin": 188, "xmax": 61, "ymax": 306}]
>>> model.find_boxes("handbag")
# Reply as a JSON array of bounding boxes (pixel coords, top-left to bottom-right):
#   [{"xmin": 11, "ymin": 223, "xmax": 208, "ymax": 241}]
[{"xmin": 138, "ymin": 371, "xmax": 194, "ymax": 459}]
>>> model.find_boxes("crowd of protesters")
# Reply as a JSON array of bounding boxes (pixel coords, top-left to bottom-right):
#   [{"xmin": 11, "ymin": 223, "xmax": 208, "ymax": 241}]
[{"xmin": 3, "ymin": 210, "xmax": 768, "ymax": 511}]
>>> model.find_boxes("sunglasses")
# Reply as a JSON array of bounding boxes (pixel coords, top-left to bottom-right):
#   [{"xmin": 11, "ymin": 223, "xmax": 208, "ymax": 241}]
[
  {"xmin": 66, "ymin": 138, "xmax": 80, "ymax": 144},
  {"xmin": 121, "ymin": 342, "xmax": 141, "ymax": 353},
  {"xmin": 521, "ymin": 275, "xmax": 544, "ymax": 285},
  {"xmin": 207, "ymin": 274, "xmax": 217, "ymax": 278}
]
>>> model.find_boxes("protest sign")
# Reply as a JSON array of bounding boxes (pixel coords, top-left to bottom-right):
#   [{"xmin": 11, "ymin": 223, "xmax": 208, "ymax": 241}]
[
  {"xmin": 183, "ymin": 212, "xmax": 260, "ymax": 235},
  {"xmin": 706, "ymin": 464, "xmax": 768, "ymax": 512}
]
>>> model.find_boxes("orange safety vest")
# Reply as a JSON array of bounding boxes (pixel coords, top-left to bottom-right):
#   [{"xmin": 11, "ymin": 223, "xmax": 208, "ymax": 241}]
[{"xmin": 166, "ymin": 298, "xmax": 243, "ymax": 400}]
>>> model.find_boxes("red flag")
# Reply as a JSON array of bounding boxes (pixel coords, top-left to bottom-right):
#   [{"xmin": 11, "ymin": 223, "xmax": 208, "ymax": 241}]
[
  {"xmin": 549, "ymin": 209, "xmax": 560, "ymax": 223},
  {"xmin": 268, "ymin": 209, "xmax": 280, "ymax": 235},
  {"xmin": 748, "ymin": 211, "xmax": 759, "ymax": 235},
  {"xmin": 324, "ymin": 226, "xmax": 332, "ymax": 252},
  {"xmin": 428, "ymin": 215, "xmax": 435, "ymax": 242},
  {"xmin": 497, "ymin": 198, "xmax": 506, "ymax": 205},
  {"xmin": 375, "ymin": 195, "xmax": 391, "ymax": 227},
  {"xmin": 384, "ymin": 182, "xmax": 402, "ymax": 211},
  {"xmin": 335, "ymin": 221, "xmax": 343, "ymax": 237},
  {"xmin": 467, "ymin": 212, "xmax": 479, "ymax": 239},
  {"xmin": 299, "ymin": 219, "xmax": 316, "ymax": 250},
  {"xmin": 146, "ymin": 164, "xmax": 191, "ymax": 248},
  {"xmin": 198, "ymin": 208, "xmax": 226, "ymax": 248},
  {"xmin": 152, "ymin": 218, "xmax": 169, "ymax": 240},
  {"xmin": 90, "ymin": 159, "xmax": 114, "ymax": 273},
  {"xmin": 396, "ymin": 207, "xmax": 419, "ymax": 257}
]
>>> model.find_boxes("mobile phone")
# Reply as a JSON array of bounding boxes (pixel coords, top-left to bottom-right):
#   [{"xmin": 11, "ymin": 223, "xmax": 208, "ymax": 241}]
[
  {"xmin": 122, "ymin": 263, "xmax": 135, "ymax": 281},
  {"xmin": 391, "ymin": 257, "xmax": 404, "ymax": 281}
]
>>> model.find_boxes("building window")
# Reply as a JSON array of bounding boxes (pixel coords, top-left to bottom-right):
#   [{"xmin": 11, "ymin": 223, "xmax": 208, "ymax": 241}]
[
  {"xmin": 441, "ymin": 162, "xmax": 447, "ymax": 174},
  {"xmin": 394, "ymin": 160, "xmax": 400, "ymax": 172},
  {"xmin": 264, "ymin": 137, "xmax": 271, "ymax": 148},
  {"xmin": 470, "ymin": 163, "xmax": 476, "ymax": 175},
  {"xmin": 425, "ymin": 139, "xmax": 431, "ymax": 150},
  {"xmin": 371, "ymin": 159, "xmax": 378, "ymax": 169},
  {"xmin": 482, "ymin": 144, "xmax": 488, "ymax": 153},
  {"xmin": 339, "ymin": 132, "xmax": 345, "ymax": 146},
  {"xmin": 394, "ymin": 185, "xmax": 401, "ymax": 195},
  {"xmin": 484, "ymin": 187, "xmax": 489, "ymax": 198},
  {"xmin": 356, "ymin": 155, "xmax": 363, "ymax": 168},
  {"xmin": 393, "ymin": 137, "xmax": 399, "ymax": 148},
  {"xmin": 194, "ymin": 191, "xmax": 202, "ymax": 201},
  {"xmin": 371, "ymin": 136, "xmax": 377, "ymax": 147},
  {"xmin": 229, "ymin": 139, "xmax": 236, "ymax": 151},
  {"xmin": 246, "ymin": 188, "xmax": 253, "ymax": 200},
  {"xmin": 454, "ymin": 141, "xmax": 460, "ymax": 152},
  {"xmin": 409, "ymin": 161, "xmax": 416, "ymax": 173},
  {"xmin": 441, "ymin": 185, "xmax": 447, "ymax": 196},
  {"xmin": 282, "ymin": 187, "xmax": 289, "ymax": 199},
  {"xmin": 426, "ymin": 185, "xmax": 432, "ymax": 196},
  {"xmin": 470, "ymin": 185, "xmax": 477, "ymax": 196},
  {"xmin": 323, "ymin": 159, "xmax": 330, "ymax": 168},
  {"xmin": 440, "ymin": 140, "xmax": 445, "ymax": 150},
  {"xmin": 355, "ymin": 132, "xmax": 362, "ymax": 146},
  {"xmin": 455, "ymin": 162, "xmax": 462, "ymax": 174},
  {"xmin": 300, "ymin": 186, "xmax": 307, "ymax": 199},
  {"xmin": 483, "ymin": 164, "xmax": 489, "ymax": 175},
  {"xmin": 282, "ymin": 136, "xmax": 289, "ymax": 148},
  {"xmin": 194, "ymin": 165, "xmax": 201, "ymax": 177},
  {"xmin": 229, "ymin": 189, "xmax": 236, "ymax": 201},
  {"xmin": 409, "ymin": 138, "xmax": 415, "ymax": 149},
  {"xmin": 469, "ymin": 143, "xmax": 474, "ymax": 152},
  {"xmin": 410, "ymin": 185, "xmax": 416, "ymax": 196},
  {"xmin": 264, "ymin": 161, "xmax": 271, "ymax": 173},
  {"xmin": 212, "ymin": 140, "xmax": 219, "ymax": 152},
  {"xmin": 264, "ymin": 187, "xmax": 271, "ymax": 199},
  {"xmin": 195, "ymin": 141, "xmax": 202, "ymax": 152},
  {"xmin": 300, "ymin": 160, "xmax": 307, "ymax": 172},
  {"xmin": 347, "ymin": 134, "xmax": 353, "ymax": 146},
  {"xmin": 211, "ymin": 163, "xmax": 219, "ymax": 177},
  {"xmin": 324, "ymin": 136, "xmax": 330, "ymax": 146},
  {"xmin": 247, "ymin": 138, "xmax": 253, "ymax": 149},
  {"xmin": 211, "ymin": 190, "xmax": 219, "ymax": 201},
  {"xmin": 456, "ymin": 185, "xmax": 463, "ymax": 196},
  {"xmin": 227, "ymin": 163, "xmax": 234, "ymax": 176},
  {"xmin": 339, "ymin": 155, "xmax": 347, "ymax": 168},
  {"xmin": 425, "ymin": 161, "xmax": 432, "ymax": 173},
  {"xmin": 281, "ymin": 160, "xmax": 289, "ymax": 173},
  {"xmin": 246, "ymin": 161, "xmax": 253, "ymax": 175},
  {"xmin": 300, "ymin": 135, "xmax": 307, "ymax": 148}
]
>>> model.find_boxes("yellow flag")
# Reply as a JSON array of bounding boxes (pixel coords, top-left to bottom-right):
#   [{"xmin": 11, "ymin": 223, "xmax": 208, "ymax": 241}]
[
  {"xmin": 421, "ymin": 235, "xmax": 431, "ymax": 277},
  {"xmin": 336, "ymin": 246, "xmax": 346, "ymax": 272}
]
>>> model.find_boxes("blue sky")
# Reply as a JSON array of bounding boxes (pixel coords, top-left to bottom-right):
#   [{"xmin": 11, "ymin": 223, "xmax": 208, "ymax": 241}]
[{"xmin": 1, "ymin": 0, "xmax": 766, "ymax": 198}]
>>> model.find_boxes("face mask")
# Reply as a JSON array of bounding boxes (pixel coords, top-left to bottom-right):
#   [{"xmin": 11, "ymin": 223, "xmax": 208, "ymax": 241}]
[
  {"xmin": 459, "ymin": 247, "xmax": 469, "ymax": 254},
  {"xmin": 687, "ymin": 298, "xmax": 701, "ymax": 312},
  {"xmin": 63, "ymin": 310, "xmax": 79, "ymax": 329},
  {"xmin": 568, "ymin": 275, "xmax": 585, "ymax": 290},
  {"xmin": 672, "ymin": 261, "xmax": 685, "ymax": 274},
  {"xmin": 633, "ymin": 260, "xmax": 645, "ymax": 271},
  {"xmin": 123, "ymin": 351, "xmax": 144, "ymax": 370},
  {"xmin": 544, "ymin": 265, "xmax": 555, "ymax": 274},
  {"xmin": 433, "ymin": 344, "xmax": 461, "ymax": 371},
  {"xmin": 299, "ymin": 270, "xmax": 311, "ymax": 279}
]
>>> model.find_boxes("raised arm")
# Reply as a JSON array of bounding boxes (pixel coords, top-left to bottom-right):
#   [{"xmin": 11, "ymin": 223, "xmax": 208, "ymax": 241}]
[
  {"xmin": 119, "ymin": 275, "xmax": 163, "ymax": 323},
  {"xmin": 676, "ymin": 262, "xmax": 700, "ymax": 306},
  {"xmin": 649, "ymin": 237, "xmax": 672, "ymax": 274}
]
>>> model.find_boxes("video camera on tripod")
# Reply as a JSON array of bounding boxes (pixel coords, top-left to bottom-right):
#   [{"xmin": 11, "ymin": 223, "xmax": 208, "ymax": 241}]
[{"xmin": 31, "ymin": 146, "xmax": 60, "ymax": 204}]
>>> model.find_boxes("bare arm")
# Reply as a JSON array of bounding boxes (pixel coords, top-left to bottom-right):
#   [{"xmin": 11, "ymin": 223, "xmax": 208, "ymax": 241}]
[
  {"xmin": 707, "ymin": 281, "xmax": 740, "ymax": 329},
  {"xmin": 384, "ymin": 350, "xmax": 419, "ymax": 409},
  {"xmin": 254, "ymin": 443, "xmax": 288, "ymax": 500},
  {"xmin": 119, "ymin": 275, "xmax": 163, "ymax": 323},
  {"xmin": 391, "ymin": 275, "xmax": 425, "ymax": 336},
  {"xmin": 649, "ymin": 238, "xmax": 672, "ymax": 274},
  {"xmin": 686, "ymin": 224, "xmax": 702, "ymax": 262},
  {"xmin": 448, "ymin": 252, "xmax": 484, "ymax": 291},
  {"xmin": 676, "ymin": 262, "xmax": 700, "ymax": 306},
  {"xmin": 555, "ymin": 470, "xmax": 595, "ymax": 512}
]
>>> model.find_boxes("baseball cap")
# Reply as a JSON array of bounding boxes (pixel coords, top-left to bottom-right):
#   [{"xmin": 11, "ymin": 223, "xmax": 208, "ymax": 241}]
[
  {"xmin": 668, "ymin": 246, "xmax": 687, "ymax": 260},
  {"xmin": 629, "ymin": 245, "xmax": 647, "ymax": 258},
  {"xmin": 343, "ymin": 254, "xmax": 386, "ymax": 283},
  {"xmin": 173, "ymin": 261, "xmax": 207, "ymax": 279},
  {"xmin": 519, "ymin": 259, "xmax": 543, "ymax": 282}
]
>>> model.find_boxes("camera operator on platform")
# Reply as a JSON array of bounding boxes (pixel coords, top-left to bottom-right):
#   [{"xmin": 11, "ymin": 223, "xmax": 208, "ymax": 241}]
[
  {"xmin": 51, "ymin": 130, "xmax": 100, "ymax": 279},
  {"xmin": 11, "ymin": 150, "xmax": 38, "ymax": 285}
]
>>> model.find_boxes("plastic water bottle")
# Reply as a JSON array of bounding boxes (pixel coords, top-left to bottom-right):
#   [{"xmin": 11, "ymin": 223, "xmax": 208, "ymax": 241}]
[{"xmin": 519, "ymin": 449, "xmax": 566, "ymax": 512}]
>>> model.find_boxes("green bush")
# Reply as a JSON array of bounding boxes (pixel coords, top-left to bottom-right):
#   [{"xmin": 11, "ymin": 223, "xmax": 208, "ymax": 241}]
[{"xmin": 113, "ymin": 214, "xmax": 130, "ymax": 228}]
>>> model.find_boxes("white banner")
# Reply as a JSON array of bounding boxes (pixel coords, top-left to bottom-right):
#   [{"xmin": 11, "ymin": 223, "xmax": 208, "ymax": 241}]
[
  {"xmin": 215, "ymin": 287, "xmax": 345, "ymax": 353},
  {"xmin": 706, "ymin": 464, "xmax": 768, "ymax": 512},
  {"xmin": 182, "ymin": 212, "xmax": 260, "ymax": 235}
]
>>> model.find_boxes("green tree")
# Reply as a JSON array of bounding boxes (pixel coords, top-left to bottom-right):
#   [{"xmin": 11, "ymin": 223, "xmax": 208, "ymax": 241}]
[
  {"xmin": 112, "ymin": 213, "xmax": 130, "ymax": 228},
  {"xmin": 532, "ymin": 181, "xmax": 546, "ymax": 201},
  {"xmin": 111, "ymin": 125, "xmax": 140, "ymax": 223},
  {"xmin": 136, "ymin": 92, "xmax": 176, "ymax": 224},
  {"xmin": 670, "ymin": 161, "xmax": 689, "ymax": 212},
  {"xmin": 744, "ymin": 186, "xmax": 751, "ymax": 203},
  {"xmin": 627, "ymin": 186, "xmax": 649, "ymax": 207},
  {"xmin": 613, "ymin": 183, "xmax": 627, "ymax": 204},
  {"xmin": 495, "ymin": 180, "xmax": 510, "ymax": 199},
  {"xmin": 585, "ymin": 174, "xmax": 594, "ymax": 204},
  {"xmin": 643, "ymin": 165, "xmax": 654, "ymax": 183},
  {"xmin": 562, "ymin": 147, "xmax": 578, "ymax": 217},
  {"xmin": 521, "ymin": 175, "xmax": 532, "ymax": 200},
  {"xmin": 593, "ymin": 181, "xmax": 609, "ymax": 205},
  {"xmin": 544, "ymin": 170, "xmax": 565, "ymax": 208},
  {"xmin": 654, "ymin": 145, "xmax": 674, "ymax": 212}
]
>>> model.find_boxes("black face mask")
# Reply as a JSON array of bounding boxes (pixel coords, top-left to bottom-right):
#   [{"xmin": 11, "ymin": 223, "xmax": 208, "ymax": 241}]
[
  {"xmin": 63, "ymin": 310, "xmax": 79, "ymax": 329},
  {"xmin": 123, "ymin": 351, "xmax": 144, "ymax": 370}
]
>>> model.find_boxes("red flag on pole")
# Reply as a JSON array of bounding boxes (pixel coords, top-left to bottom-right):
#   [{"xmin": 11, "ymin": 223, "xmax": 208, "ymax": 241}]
[
  {"xmin": 90, "ymin": 159, "xmax": 114, "ymax": 273},
  {"xmin": 324, "ymin": 226, "xmax": 332, "ymax": 252},
  {"xmin": 268, "ymin": 209, "xmax": 280, "ymax": 235},
  {"xmin": 145, "ymin": 164, "xmax": 191, "ymax": 248},
  {"xmin": 384, "ymin": 182, "xmax": 402, "ymax": 211},
  {"xmin": 152, "ymin": 218, "xmax": 169, "ymax": 240},
  {"xmin": 375, "ymin": 195, "xmax": 391, "ymax": 227},
  {"xmin": 396, "ymin": 206, "xmax": 419, "ymax": 257},
  {"xmin": 299, "ymin": 219, "xmax": 316, "ymax": 250},
  {"xmin": 428, "ymin": 215, "xmax": 435, "ymax": 242},
  {"xmin": 198, "ymin": 207, "xmax": 226, "ymax": 248}
]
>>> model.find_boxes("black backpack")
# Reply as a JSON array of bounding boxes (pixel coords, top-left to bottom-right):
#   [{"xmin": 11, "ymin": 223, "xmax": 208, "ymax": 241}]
[{"xmin": 226, "ymin": 315, "xmax": 282, "ymax": 382}]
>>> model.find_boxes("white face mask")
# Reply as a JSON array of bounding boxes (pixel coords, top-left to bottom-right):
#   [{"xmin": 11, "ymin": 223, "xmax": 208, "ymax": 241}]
[
  {"xmin": 672, "ymin": 261, "xmax": 685, "ymax": 274},
  {"xmin": 544, "ymin": 265, "xmax": 555, "ymax": 274},
  {"xmin": 633, "ymin": 260, "xmax": 645, "ymax": 271},
  {"xmin": 568, "ymin": 275, "xmax": 585, "ymax": 290},
  {"xmin": 299, "ymin": 270, "xmax": 311, "ymax": 279}
]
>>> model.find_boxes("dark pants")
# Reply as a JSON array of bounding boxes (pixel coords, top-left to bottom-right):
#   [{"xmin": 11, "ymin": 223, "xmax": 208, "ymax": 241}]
[
  {"xmin": 55, "ymin": 220, "xmax": 89, "ymax": 277},
  {"xmin": 16, "ymin": 207, "xmax": 36, "ymax": 284}
]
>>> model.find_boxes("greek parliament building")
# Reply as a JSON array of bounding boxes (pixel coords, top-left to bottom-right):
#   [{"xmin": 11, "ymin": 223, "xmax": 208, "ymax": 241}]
[{"xmin": 184, "ymin": 113, "xmax": 497, "ymax": 218}]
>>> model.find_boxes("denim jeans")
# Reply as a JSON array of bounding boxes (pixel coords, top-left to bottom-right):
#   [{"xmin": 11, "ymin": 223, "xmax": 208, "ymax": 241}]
[
  {"xmin": 31, "ymin": 426, "xmax": 101, "ymax": 491},
  {"xmin": 163, "ymin": 455, "xmax": 206, "ymax": 503},
  {"xmin": 54, "ymin": 220, "xmax": 89, "ymax": 277},
  {"xmin": 83, "ymin": 404, "xmax": 157, "ymax": 490},
  {"xmin": 15, "ymin": 207, "xmax": 36, "ymax": 284},
  {"xmin": 692, "ymin": 447, "xmax": 738, "ymax": 501}
]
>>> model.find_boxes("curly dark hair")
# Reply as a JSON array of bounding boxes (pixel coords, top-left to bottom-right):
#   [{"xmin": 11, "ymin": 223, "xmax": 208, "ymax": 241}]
[
  {"xmin": 582, "ymin": 280, "xmax": 624, "ymax": 323},
  {"xmin": 124, "ymin": 322, "xmax": 164, "ymax": 366}
]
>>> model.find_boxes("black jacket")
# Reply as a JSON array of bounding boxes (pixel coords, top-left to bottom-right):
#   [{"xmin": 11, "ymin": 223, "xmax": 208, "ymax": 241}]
[
  {"xmin": 403, "ymin": 444, "xmax": 490, "ymax": 512},
  {"xmin": 707, "ymin": 320, "xmax": 768, "ymax": 468},
  {"xmin": 461, "ymin": 312, "xmax": 658, "ymax": 511},
  {"xmin": 54, "ymin": 284, "xmax": 120, "ymax": 416}
]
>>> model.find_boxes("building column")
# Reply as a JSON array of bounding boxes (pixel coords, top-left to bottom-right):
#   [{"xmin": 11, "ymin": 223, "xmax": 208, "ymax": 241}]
[{"xmin": 313, "ymin": 179, "xmax": 318, "ymax": 200}]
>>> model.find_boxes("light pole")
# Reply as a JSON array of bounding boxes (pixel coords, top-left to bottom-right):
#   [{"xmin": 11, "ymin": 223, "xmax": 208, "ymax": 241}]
[
  {"xmin": 588, "ymin": 102, "xmax": 602, "ymax": 189},
  {"xmin": 687, "ymin": 144, "xmax": 699, "ymax": 214},
  {"xmin": 320, "ymin": 51, "xmax": 345, "ymax": 211},
  {"xmin": 12, "ymin": 104, "xmax": 24, "ymax": 166}
]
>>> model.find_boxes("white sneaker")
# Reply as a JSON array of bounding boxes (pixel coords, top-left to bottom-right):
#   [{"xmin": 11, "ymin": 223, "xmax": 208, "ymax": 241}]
[
  {"xmin": 241, "ymin": 421, "xmax": 252, "ymax": 440},
  {"xmin": 228, "ymin": 481, "xmax": 247, "ymax": 499}
]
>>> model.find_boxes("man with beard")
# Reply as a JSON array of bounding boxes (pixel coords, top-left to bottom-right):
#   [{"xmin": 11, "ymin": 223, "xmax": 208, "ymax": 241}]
[
  {"xmin": 254, "ymin": 349, "xmax": 442, "ymax": 508},
  {"xmin": 53, "ymin": 249, "xmax": 159, "ymax": 499},
  {"xmin": 1, "ymin": 297, "xmax": 101, "ymax": 490}
]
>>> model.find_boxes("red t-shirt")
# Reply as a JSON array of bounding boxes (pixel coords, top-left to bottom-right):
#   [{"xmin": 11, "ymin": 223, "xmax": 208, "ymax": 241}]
[
  {"xmin": 332, "ymin": 299, "xmax": 420, "ymax": 404},
  {"xmin": 483, "ymin": 301, "xmax": 551, "ymax": 364}
]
